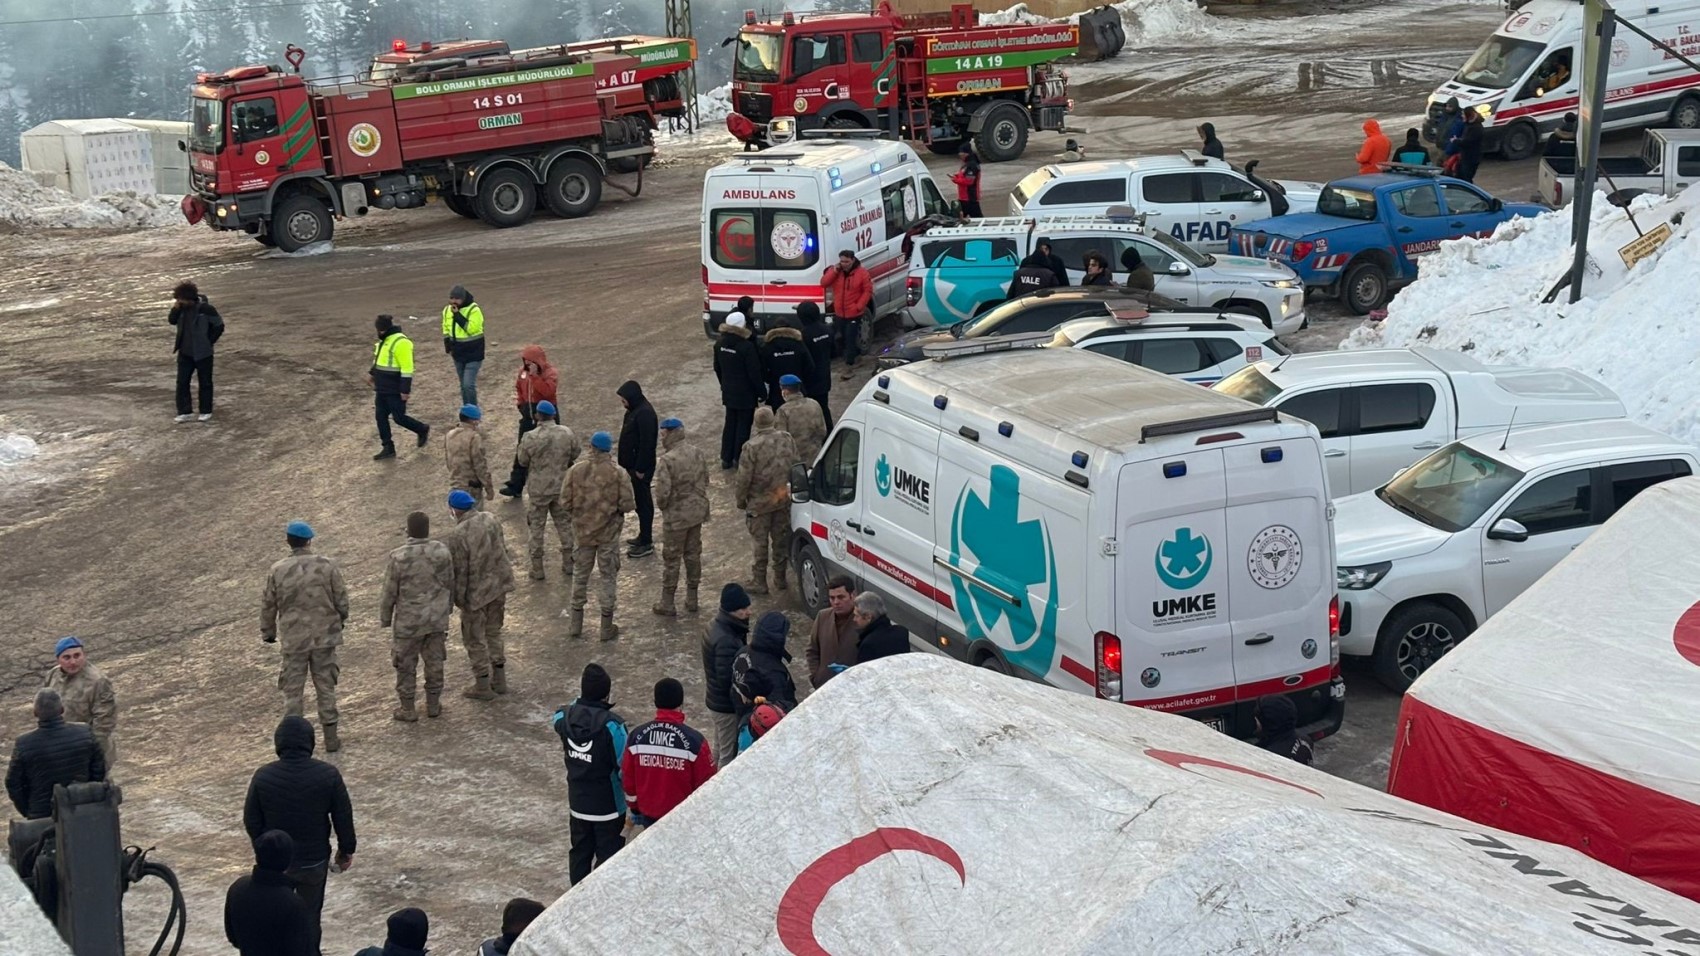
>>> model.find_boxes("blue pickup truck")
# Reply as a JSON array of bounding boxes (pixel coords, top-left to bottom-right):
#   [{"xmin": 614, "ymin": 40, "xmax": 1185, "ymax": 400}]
[{"xmin": 1228, "ymin": 171, "xmax": 1544, "ymax": 314}]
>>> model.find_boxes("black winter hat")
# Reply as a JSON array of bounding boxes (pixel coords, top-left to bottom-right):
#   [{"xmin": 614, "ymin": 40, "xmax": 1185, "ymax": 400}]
[
  {"xmin": 581, "ymin": 663, "xmax": 611, "ymax": 702},
  {"xmin": 755, "ymin": 610, "xmax": 791, "ymax": 645},
  {"xmin": 449, "ymin": 284, "xmax": 470, "ymax": 302},
  {"xmin": 794, "ymin": 301, "xmax": 822, "ymax": 322},
  {"xmin": 721, "ymin": 582, "xmax": 751, "ymax": 613},
  {"xmin": 1255, "ymin": 694, "xmax": 1298, "ymax": 735},
  {"xmin": 387, "ymin": 907, "xmax": 429, "ymax": 949},
  {"xmin": 253, "ymin": 830, "xmax": 294, "ymax": 872},
  {"xmin": 654, "ymin": 677, "xmax": 684, "ymax": 710}
]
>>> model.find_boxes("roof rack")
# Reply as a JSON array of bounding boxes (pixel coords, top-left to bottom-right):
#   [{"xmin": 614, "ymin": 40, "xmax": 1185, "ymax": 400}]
[
  {"xmin": 1180, "ymin": 148, "xmax": 1214, "ymax": 167},
  {"xmin": 1140, "ymin": 408, "xmax": 1279, "ymax": 442},
  {"xmin": 921, "ymin": 330, "xmax": 1056, "ymax": 360},
  {"xmin": 799, "ymin": 128, "xmax": 887, "ymax": 140},
  {"xmin": 731, "ymin": 153, "xmax": 803, "ymax": 165},
  {"xmin": 1382, "ymin": 162, "xmax": 1444, "ymax": 178}
]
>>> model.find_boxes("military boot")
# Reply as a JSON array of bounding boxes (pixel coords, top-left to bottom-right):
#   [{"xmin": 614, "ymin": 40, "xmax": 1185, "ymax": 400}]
[
  {"xmin": 653, "ymin": 589, "xmax": 677, "ymax": 617},
  {"xmin": 600, "ymin": 613, "xmax": 620, "ymax": 642},
  {"xmin": 490, "ymin": 664, "xmax": 508, "ymax": 695},
  {"xmin": 775, "ymin": 569, "xmax": 789, "ymax": 591},
  {"xmin": 566, "ymin": 608, "xmax": 585, "ymax": 639},
  {"xmin": 322, "ymin": 723, "xmax": 342, "ymax": 753},
  {"xmin": 463, "ymin": 674, "xmax": 497, "ymax": 701},
  {"xmin": 392, "ymin": 699, "xmax": 418, "ymax": 723},
  {"xmin": 747, "ymin": 575, "xmax": 770, "ymax": 596},
  {"xmin": 529, "ymin": 558, "xmax": 545, "ymax": 581},
  {"xmin": 425, "ymin": 693, "xmax": 442, "ymax": 718},
  {"xmin": 685, "ymin": 587, "xmax": 700, "ymax": 612}
]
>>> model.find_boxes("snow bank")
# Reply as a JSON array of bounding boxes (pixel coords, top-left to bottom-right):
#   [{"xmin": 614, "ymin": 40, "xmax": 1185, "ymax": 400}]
[
  {"xmin": 1345, "ymin": 188, "xmax": 1700, "ymax": 446},
  {"xmin": 0, "ymin": 434, "xmax": 40, "ymax": 466},
  {"xmin": 0, "ymin": 161, "xmax": 181, "ymax": 230},
  {"xmin": 982, "ymin": 0, "xmax": 1252, "ymax": 43},
  {"xmin": 0, "ymin": 867, "xmax": 70, "ymax": 956}
]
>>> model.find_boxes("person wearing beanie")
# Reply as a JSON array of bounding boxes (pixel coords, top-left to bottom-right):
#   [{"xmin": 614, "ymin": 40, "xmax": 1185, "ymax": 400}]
[
  {"xmin": 616, "ymin": 379, "xmax": 660, "ymax": 558},
  {"xmin": 620, "ymin": 676, "xmax": 716, "ymax": 837},
  {"xmin": 479, "ymin": 897, "xmax": 547, "ymax": 956},
  {"xmin": 42, "ymin": 635, "xmax": 117, "ymax": 769},
  {"xmin": 794, "ymin": 301, "xmax": 835, "ymax": 429},
  {"xmin": 563, "ymin": 430, "xmax": 636, "ymax": 641},
  {"xmin": 168, "ymin": 279, "xmax": 224, "ymax": 422},
  {"xmin": 733, "ymin": 610, "xmax": 799, "ymax": 719},
  {"xmin": 820, "ymin": 249, "xmax": 873, "ymax": 377},
  {"xmin": 261, "ymin": 520, "xmax": 350, "ymax": 752},
  {"xmin": 1254, "ymin": 694, "xmax": 1313, "ymax": 766},
  {"xmin": 443, "ymin": 284, "xmax": 486, "ymax": 406},
  {"xmin": 701, "ymin": 582, "xmax": 752, "ymax": 767},
  {"xmin": 6, "ymin": 689, "xmax": 105, "ymax": 820},
  {"xmin": 734, "ymin": 405, "xmax": 797, "ymax": 595},
  {"xmin": 552, "ymin": 663, "xmax": 631, "ymax": 884},
  {"xmin": 761, "ymin": 316, "xmax": 815, "ymax": 412},
  {"xmin": 950, "ymin": 142, "xmax": 983, "ymax": 218},
  {"xmin": 355, "ymin": 907, "xmax": 430, "ymax": 956},
  {"xmin": 1393, "ymin": 127, "xmax": 1431, "ymax": 166},
  {"xmin": 446, "ymin": 486, "xmax": 517, "ymax": 700},
  {"xmin": 651, "ymin": 417, "xmax": 711, "ymax": 617},
  {"xmin": 224, "ymin": 830, "xmax": 315, "ymax": 956},
  {"xmin": 369, "ymin": 313, "xmax": 431, "ymax": 460},
  {"xmin": 773, "ymin": 373, "xmax": 826, "ymax": 467},
  {"xmin": 714, "ymin": 308, "xmax": 766, "ymax": 469},
  {"xmin": 501, "ymin": 344, "xmax": 559, "ymax": 498},
  {"xmin": 1544, "ymin": 112, "xmax": 1578, "ymax": 160},
  {"xmin": 515, "ymin": 398, "xmax": 580, "ymax": 581},
  {"xmin": 379, "ymin": 510, "xmax": 454, "ymax": 721},
  {"xmin": 1197, "ymin": 121, "xmax": 1225, "ymax": 160},
  {"xmin": 446, "ymin": 403, "xmax": 495, "ymax": 506}
]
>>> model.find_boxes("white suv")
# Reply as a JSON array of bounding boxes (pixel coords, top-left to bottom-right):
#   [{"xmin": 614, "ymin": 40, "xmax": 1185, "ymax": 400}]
[
  {"xmin": 1333, "ymin": 419, "xmax": 1697, "ymax": 692},
  {"xmin": 1049, "ymin": 312, "xmax": 1288, "ymax": 386}
]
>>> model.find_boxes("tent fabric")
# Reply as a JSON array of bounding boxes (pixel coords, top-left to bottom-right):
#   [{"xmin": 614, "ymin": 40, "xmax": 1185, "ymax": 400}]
[
  {"xmin": 1391, "ymin": 475, "xmax": 1700, "ymax": 902},
  {"xmin": 113, "ymin": 120, "xmax": 192, "ymax": 194},
  {"xmin": 0, "ymin": 866, "xmax": 71, "ymax": 956},
  {"xmin": 21, "ymin": 119, "xmax": 155, "ymax": 197},
  {"xmin": 517, "ymin": 654, "xmax": 1700, "ymax": 956}
]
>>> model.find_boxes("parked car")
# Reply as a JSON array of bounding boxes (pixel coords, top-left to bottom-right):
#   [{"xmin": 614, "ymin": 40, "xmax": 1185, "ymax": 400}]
[
  {"xmin": 1334, "ymin": 419, "xmax": 1697, "ymax": 691},
  {"xmin": 1048, "ymin": 312, "xmax": 1288, "ymax": 386},
  {"xmin": 1212, "ymin": 347, "xmax": 1627, "ymax": 496},
  {"xmin": 1536, "ymin": 128, "xmax": 1700, "ymax": 207}
]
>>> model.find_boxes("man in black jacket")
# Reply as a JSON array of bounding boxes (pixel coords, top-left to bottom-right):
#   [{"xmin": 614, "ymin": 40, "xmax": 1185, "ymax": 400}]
[
  {"xmin": 552, "ymin": 663, "xmax": 629, "ymax": 885},
  {"xmin": 852, "ymin": 592, "xmax": 912, "ymax": 662},
  {"xmin": 795, "ymin": 302, "xmax": 835, "ymax": 429},
  {"xmin": 1254, "ymin": 694, "xmax": 1314, "ymax": 766},
  {"xmin": 6, "ymin": 689, "xmax": 105, "ymax": 819},
  {"xmin": 617, "ymin": 380, "xmax": 659, "ymax": 558},
  {"xmin": 712, "ymin": 312, "xmax": 765, "ymax": 469},
  {"xmin": 1198, "ymin": 122, "xmax": 1226, "ymax": 160},
  {"xmin": 761, "ymin": 320, "xmax": 815, "ymax": 412},
  {"xmin": 701, "ymin": 583, "xmax": 751, "ymax": 767},
  {"xmin": 169, "ymin": 280, "xmax": 225, "ymax": 423},
  {"xmin": 224, "ymin": 830, "xmax": 315, "ymax": 956},
  {"xmin": 1029, "ymin": 239, "xmax": 1069, "ymax": 287},
  {"xmin": 733, "ymin": 610, "xmax": 799, "ymax": 715},
  {"xmin": 242, "ymin": 715, "xmax": 356, "ymax": 951}
]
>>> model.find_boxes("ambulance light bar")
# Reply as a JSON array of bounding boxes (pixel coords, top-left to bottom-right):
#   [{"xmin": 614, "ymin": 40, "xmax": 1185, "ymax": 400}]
[{"xmin": 921, "ymin": 331, "xmax": 1056, "ymax": 360}]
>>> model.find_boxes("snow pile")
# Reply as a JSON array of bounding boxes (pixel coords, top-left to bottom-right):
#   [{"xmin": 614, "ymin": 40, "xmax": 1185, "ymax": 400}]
[
  {"xmin": 1345, "ymin": 188, "xmax": 1700, "ymax": 446},
  {"xmin": 0, "ymin": 161, "xmax": 181, "ymax": 229},
  {"xmin": 695, "ymin": 83, "xmax": 734, "ymax": 126},
  {"xmin": 0, "ymin": 434, "xmax": 39, "ymax": 466},
  {"xmin": 0, "ymin": 867, "xmax": 70, "ymax": 956},
  {"xmin": 982, "ymin": 0, "xmax": 1250, "ymax": 43}
]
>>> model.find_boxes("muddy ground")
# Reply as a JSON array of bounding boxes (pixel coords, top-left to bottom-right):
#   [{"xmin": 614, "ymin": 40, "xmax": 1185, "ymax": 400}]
[{"xmin": 0, "ymin": 0, "xmax": 1641, "ymax": 950}]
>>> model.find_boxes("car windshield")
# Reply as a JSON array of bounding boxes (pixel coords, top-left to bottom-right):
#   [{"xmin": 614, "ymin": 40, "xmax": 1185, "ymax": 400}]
[
  {"xmin": 1144, "ymin": 227, "xmax": 1212, "ymax": 268},
  {"xmin": 368, "ymin": 59, "xmax": 399, "ymax": 82},
  {"xmin": 1212, "ymin": 365, "xmax": 1283, "ymax": 405},
  {"xmin": 189, "ymin": 97, "xmax": 225, "ymax": 153},
  {"xmin": 1456, "ymin": 36, "xmax": 1544, "ymax": 90},
  {"xmin": 1316, "ymin": 186, "xmax": 1378, "ymax": 220},
  {"xmin": 956, "ymin": 297, "xmax": 1033, "ymax": 336},
  {"xmin": 733, "ymin": 31, "xmax": 782, "ymax": 82},
  {"xmin": 1013, "ymin": 167, "xmax": 1056, "ymax": 207},
  {"xmin": 1377, "ymin": 444, "xmax": 1526, "ymax": 533}
]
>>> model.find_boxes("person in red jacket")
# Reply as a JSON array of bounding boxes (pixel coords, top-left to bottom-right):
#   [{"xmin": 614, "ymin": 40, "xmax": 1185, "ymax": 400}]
[
  {"xmin": 950, "ymin": 144, "xmax": 983, "ymax": 218},
  {"xmin": 619, "ymin": 677, "xmax": 715, "ymax": 837},
  {"xmin": 500, "ymin": 344, "xmax": 559, "ymax": 498},
  {"xmin": 1355, "ymin": 119, "xmax": 1392, "ymax": 174},
  {"xmin": 819, "ymin": 250, "xmax": 874, "ymax": 381}
]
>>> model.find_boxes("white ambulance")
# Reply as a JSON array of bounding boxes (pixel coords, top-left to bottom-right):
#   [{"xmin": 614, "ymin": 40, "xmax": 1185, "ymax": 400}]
[
  {"xmin": 700, "ymin": 132, "xmax": 954, "ymax": 338},
  {"xmin": 1428, "ymin": 0, "xmax": 1700, "ymax": 159},
  {"xmin": 785, "ymin": 340, "xmax": 1346, "ymax": 740}
]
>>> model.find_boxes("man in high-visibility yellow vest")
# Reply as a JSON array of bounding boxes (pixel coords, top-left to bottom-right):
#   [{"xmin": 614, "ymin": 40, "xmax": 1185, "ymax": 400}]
[
  {"xmin": 368, "ymin": 314, "xmax": 430, "ymax": 460},
  {"xmin": 443, "ymin": 285, "xmax": 486, "ymax": 408}
]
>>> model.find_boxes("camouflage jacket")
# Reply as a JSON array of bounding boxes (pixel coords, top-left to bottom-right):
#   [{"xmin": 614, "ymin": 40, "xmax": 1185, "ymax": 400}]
[
  {"xmin": 43, "ymin": 663, "xmax": 116, "ymax": 764},
  {"xmin": 261, "ymin": 546, "xmax": 350, "ymax": 653},
  {"xmin": 445, "ymin": 425, "xmax": 494, "ymax": 493},
  {"xmin": 563, "ymin": 449, "xmax": 635, "ymax": 546},
  {"xmin": 379, "ymin": 536, "xmax": 455, "ymax": 639},
  {"xmin": 517, "ymin": 422, "xmax": 580, "ymax": 500},
  {"xmin": 652, "ymin": 428, "xmax": 711, "ymax": 529},
  {"xmin": 447, "ymin": 511, "xmax": 516, "ymax": 611},
  {"xmin": 775, "ymin": 393, "xmax": 827, "ymax": 466},
  {"xmin": 736, "ymin": 418, "xmax": 797, "ymax": 515}
]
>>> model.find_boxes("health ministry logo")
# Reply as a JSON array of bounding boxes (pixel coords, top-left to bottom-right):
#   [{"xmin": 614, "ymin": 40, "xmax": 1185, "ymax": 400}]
[
  {"xmin": 947, "ymin": 465, "xmax": 1057, "ymax": 675},
  {"xmin": 1155, "ymin": 528, "xmax": 1212, "ymax": 590}
]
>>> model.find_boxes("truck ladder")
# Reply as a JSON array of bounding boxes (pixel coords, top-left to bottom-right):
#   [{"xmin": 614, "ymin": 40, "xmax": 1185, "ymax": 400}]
[
  {"xmin": 898, "ymin": 57, "xmax": 930, "ymax": 142},
  {"xmin": 314, "ymin": 110, "xmax": 337, "ymax": 177}
]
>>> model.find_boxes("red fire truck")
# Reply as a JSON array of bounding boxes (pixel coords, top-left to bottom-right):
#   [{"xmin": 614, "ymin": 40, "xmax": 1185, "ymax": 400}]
[
  {"xmin": 182, "ymin": 36, "xmax": 696, "ymax": 251},
  {"xmin": 725, "ymin": 2, "xmax": 1077, "ymax": 162}
]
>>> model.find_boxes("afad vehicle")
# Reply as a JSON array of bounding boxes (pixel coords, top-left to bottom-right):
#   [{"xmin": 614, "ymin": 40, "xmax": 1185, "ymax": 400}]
[
  {"xmin": 725, "ymin": 2, "xmax": 1077, "ymax": 162},
  {"xmin": 183, "ymin": 35, "xmax": 696, "ymax": 251},
  {"xmin": 1426, "ymin": 0, "xmax": 1700, "ymax": 159},
  {"xmin": 786, "ymin": 342, "xmax": 1345, "ymax": 741}
]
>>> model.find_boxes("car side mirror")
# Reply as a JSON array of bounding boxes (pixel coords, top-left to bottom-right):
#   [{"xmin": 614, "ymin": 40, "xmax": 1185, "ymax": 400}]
[
  {"xmin": 1250, "ymin": 189, "xmax": 1265, "ymax": 202},
  {"xmin": 1167, "ymin": 261, "xmax": 1189, "ymax": 275},
  {"xmin": 1488, "ymin": 197, "xmax": 1504, "ymax": 212},
  {"xmin": 1487, "ymin": 517, "xmax": 1529, "ymax": 542},
  {"xmin": 177, "ymin": 139, "xmax": 187, "ymax": 153},
  {"xmin": 789, "ymin": 463, "xmax": 812, "ymax": 502}
]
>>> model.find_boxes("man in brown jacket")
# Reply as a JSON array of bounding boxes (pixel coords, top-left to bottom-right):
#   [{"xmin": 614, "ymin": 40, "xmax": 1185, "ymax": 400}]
[
  {"xmin": 446, "ymin": 489, "xmax": 516, "ymax": 699},
  {"xmin": 734, "ymin": 406, "xmax": 796, "ymax": 595},
  {"xmin": 806, "ymin": 577, "xmax": 860, "ymax": 688},
  {"xmin": 261, "ymin": 521, "xmax": 350, "ymax": 751},
  {"xmin": 378, "ymin": 511, "xmax": 455, "ymax": 721},
  {"xmin": 445, "ymin": 404, "xmax": 495, "ymax": 506},
  {"xmin": 563, "ymin": 431, "xmax": 635, "ymax": 640},
  {"xmin": 42, "ymin": 637, "xmax": 117, "ymax": 768},
  {"xmin": 651, "ymin": 418, "xmax": 711, "ymax": 616}
]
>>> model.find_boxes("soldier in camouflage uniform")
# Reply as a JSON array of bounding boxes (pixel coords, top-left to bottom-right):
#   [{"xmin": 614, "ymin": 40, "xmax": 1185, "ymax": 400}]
[
  {"xmin": 773, "ymin": 374, "xmax": 827, "ymax": 466},
  {"xmin": 651, "ymin": 418, "xmax": 711, "ymax": 617},
  {"xmin": 445, "ymin": 404, "xmax": 495, "ymax": 505},
  {"xmin": 379, "ymin": 511, "xmax": 455, "ymax": 722},
  {"xmin": 735, "ymin": 406, "xmax": 797, "ymax": 595},
  {"xmin": 42, "ymin": 636, "xmax": 117, "ymax": 769},
  {"xmin": 562, "ymin": 431, "xmax": 635, "ymax": 641},
  {"xmin": 260, "ymin": 521, "xmax": 350, "ymax": 752},
  {"xmin": 446, "ymin": 489, "xmax": 516, "ymax": 699},
  {"xmin": 515, "ymin": 400, "xmax": 579, "ymax": 580}
]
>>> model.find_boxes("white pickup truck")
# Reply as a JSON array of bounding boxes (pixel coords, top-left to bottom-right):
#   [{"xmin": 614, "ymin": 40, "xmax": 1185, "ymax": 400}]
[
  {"xmin": 1535, "ymin": 128, "xmax": 1700, "ymax": 207},
  {"xmin": 1212, "ymin": 347, "xmax": 1626, "ymax": 496}
]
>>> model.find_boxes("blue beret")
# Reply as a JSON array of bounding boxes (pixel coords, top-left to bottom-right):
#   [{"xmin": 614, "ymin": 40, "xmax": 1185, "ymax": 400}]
[
  {"xmin": 779, "ymin": 374, "xmax": 802, "ymax": 387},
  {"xmin": 459, "ymin": 404, "xmax": 481, "ymax": 420},
  {"xmin": 591, "ymin": 431, "xmax": 613, "ymax": 451},
  {"xmin": 660, "ymin": 418, "xmax": 683, "ymax": 430},
  {"xmin": 448, "ymin": 490, "xmax": 477, "ymax": 511},
  {"xmin": 537, "ymin": 400, "xmax": 557, "ymax": 417},
  {"xmin": 286, "ymin": 520, "xmax": 315, "ymax": 540},
  {"xmin": 54, "ymin": 636, "xmax": 83, "ymax": 657}
]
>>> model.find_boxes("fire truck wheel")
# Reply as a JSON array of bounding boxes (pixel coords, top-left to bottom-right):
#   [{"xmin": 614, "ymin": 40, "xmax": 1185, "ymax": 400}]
[
  {"xmin": 927, "ymin": 139, "xmax": 965, "ymax": 156},
  {"xmin": 475, "ymin": 167, "xmax": 537, "ymax": 228},
  {"xmin": 443, "ymin": 192, "xmax": 479, "ymax": 220},
  {"xmin": 253, "ymin": 230, "xmax": 277, "ymax": 248},
  {"xmin": 271, "ymin": 194, "xmax": 332, "ymax": 253},
  {"xmin": 543, "ymin": 158, "xmax": 602, "ymax": 219},
  {"xmin": 974, "ymin": 106, "xmax": 1029, "ymax": 163}
]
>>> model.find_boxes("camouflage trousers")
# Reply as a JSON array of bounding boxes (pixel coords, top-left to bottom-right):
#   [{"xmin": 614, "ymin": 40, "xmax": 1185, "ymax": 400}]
[
  {"xmin": 280, "ymin": 647, "xmax": 339, "ymax": 727},
  {"xmin": 660, "ymin": 522, "xmax": 704, "ymax": 594},
  {"xmin": 460, "ymin": 599, "xmax": 506, "ymax": 679},
  {"xmin": 393, "ymin": 631, "xmax": 447, "ymax": 703},
  {"xmin": 527, "ymin": 494, "xmax": 575, "ymax": 571},
  {"xmin": 570, "ymin": 542, "xmax": 620, "ymax": 613},
  {"xmin": 746, "ymin": 510, "xmax": 789, "ymax": 585}
]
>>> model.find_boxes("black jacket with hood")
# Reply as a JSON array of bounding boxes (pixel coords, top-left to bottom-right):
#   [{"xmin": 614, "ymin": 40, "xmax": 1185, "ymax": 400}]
[
  {"xmin": 553, "ymin": 697, "xmax": 629, "ymax": 822},
  {"xmin": 616, "ymin": 379, "xmax": 658, "ymax": 476},
  {"xmin": 5, "ymin": 716, "xmax": 106, "ymax": 819},
  {"xmin": 713, "ymin": 323, "xmax": 765, "ymax": 410},
  {"xmin": 242, "ymin": 716, "xmax": 358, "ymax": 868},
  {"xmin": 761, "ymin": 325, "xmax": 815, "ymax": 405},
  {"xmin": 795, "ymin": 303, "xmax": 834, "ymax": 396},
  {"xmin": 1027, "ymin": 244, "xmax": 1070, "ymax": 287},
  {"xmin": 170, "ymin": 295, "xmax": 225, "ymax": 362},
  {"xmin": 701, "ymin": 611, "xmax": 749, "ymax": 715},
  {"xmin": 1255, "ymin": 695, "xmax": 1314, "ymax": 766},
  {"xmin": 1199, "ymin": 122, "xmax": 1225, "ymax": 160},
  {"xmin": 733, "ymin": 613, "xmax": 798, "ymax": 715}
]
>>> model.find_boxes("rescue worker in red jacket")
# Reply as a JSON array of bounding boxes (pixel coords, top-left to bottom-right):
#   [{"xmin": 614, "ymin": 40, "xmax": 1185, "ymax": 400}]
[
  {"xmin": 950, "ymin": 144, "xmax": 983, "ymax": 218},
  {"xmin": 500, "ymin": 345, "xmax": 559, "ymax": 498},
  {"xmin": 619, "ymin": 677, "xmax": 715, "ymax": 837},
  {"xmin": 819, "ymin": 250, "xmax": 874, "ymax": 380}
]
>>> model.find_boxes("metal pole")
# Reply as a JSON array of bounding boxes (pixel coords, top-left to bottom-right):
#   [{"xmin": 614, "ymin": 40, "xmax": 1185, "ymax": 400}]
[{"xmin": 1569, "ymin": 2, "xmax": 1614, "ymax": 304}]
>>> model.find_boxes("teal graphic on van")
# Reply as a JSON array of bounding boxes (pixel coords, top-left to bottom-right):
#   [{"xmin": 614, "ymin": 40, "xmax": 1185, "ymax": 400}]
[
  {"xmin": 1155, "ymin": 527, "xmax": 1212, "ymax": 590},
  {"xmin": 947, "ymin": 464, "xmax": 1058, "ymax": 676},
  {"xmin": 875, "ymin": 454, "xmax": 893, "ymax": 497},
  {"xmin": 921, "ymin": 238, "xmax": 1021, "ymax": 326}
]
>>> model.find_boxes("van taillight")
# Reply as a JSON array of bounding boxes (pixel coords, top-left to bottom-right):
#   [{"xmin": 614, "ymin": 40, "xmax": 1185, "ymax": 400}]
[
  {"xmin": 1554, "ymin": 181, "xmax": 1563, "ymax": 205},
  {"xmin": 1095, "ymin": 631, "xmax": 1123, "ymax": 701},
  {"xmin": 906, "ymin": 276, "xmax": 921, "ymax": 307},
  {"xmin": 701, "ymin": 265, "xmax": 708, "ymax": 286},
  {"xmin": 1329, "ymin": 594, "xmax": 1340, "ymax": 640}
]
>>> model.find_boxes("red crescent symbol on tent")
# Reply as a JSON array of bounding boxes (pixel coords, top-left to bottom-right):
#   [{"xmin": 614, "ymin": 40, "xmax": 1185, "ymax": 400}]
[
  {"xmin": 776, "ymin": 827, "xmax": 965, "ymax": 956},
  {"xmin": 1144, "ymin": 748, "xmax": 1322, "ymax": 798},
  {"xmin": 1672, "ymin": 600, "xmax": 1700, "ymax": 668}
]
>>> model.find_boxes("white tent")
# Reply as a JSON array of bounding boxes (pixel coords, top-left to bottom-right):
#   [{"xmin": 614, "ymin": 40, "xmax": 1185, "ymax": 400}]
[
  {"xmin": 519, "ymin": 655, "xmax": 1700, "ymax": 955},
  {"xmin": 20, "ymin": 119, "xmax": 154, "ymax": 197},
  {"xmin": 0, "ymin": 867, "xmax": 71, "ymax": 956},
  {"xmin": 1392, "ymin": 475, "xmax": 1700, "ymax": 903},
  {"xmin": 115, "ymin": 119, "xmax": 192, "ymax": 195}
]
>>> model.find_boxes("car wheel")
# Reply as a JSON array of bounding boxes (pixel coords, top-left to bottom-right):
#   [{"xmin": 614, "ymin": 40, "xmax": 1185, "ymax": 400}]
[
  {"xmin": 1672, "ymin": 94, "xmax": 1700, "ymax": 130},
  {"xmin": 974, "ymin": 105, "xmax": 1029, "ymax": 163},
  {"xmin": 793, "ymin": 540, "xmax": 831, "ymax": 616},
  {"xmin": 1341, "ymin": 259, "xmax": 1389, "ymax": 315},
  {"xmin": 270, "ymin": 193, "xmax": 332, "ymax": 252},
  {"xmin": 474, "ymin": 167, "xmax": 536, "ymax": 228},
  {"xmin": 253, "ymin": 229, "xmax": 277, "ymax": 248},
  {"xmin": 1499, "ymin": 121, "xmax": 1538, "ymax": 161},
  {"xmin": 443, "ymin": 192, "xmax": 479, "ymax": 219},
  {"xmin": 974, "ymin": 650, "xmax": 1010, "ymax": 675},
  {"xmin": 543, "ymin": 157, "xmax": 602, "ymax": 219},
  {"xmin": 1373, "ymin": 602, "xmax": 1470, "ymax": 693}
]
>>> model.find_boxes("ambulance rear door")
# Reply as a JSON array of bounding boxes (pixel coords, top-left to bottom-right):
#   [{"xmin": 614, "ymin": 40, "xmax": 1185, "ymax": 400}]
[{"xmin": 705, "ymin": 169, "xmax": 826, "ymax": 332}]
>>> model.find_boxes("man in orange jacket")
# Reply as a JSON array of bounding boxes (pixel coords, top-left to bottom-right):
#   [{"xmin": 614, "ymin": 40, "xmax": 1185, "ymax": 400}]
[
  {"xmin": 1356, "ymin": 119, "xmax": 1392, "ymax": 174},
  {"xmin": 819, "ymin": 250, "xmax": 873, "ymax": 381},
  {"xmin": 500, "ymin": 345, "xmax": 558, "ymax": 498}
]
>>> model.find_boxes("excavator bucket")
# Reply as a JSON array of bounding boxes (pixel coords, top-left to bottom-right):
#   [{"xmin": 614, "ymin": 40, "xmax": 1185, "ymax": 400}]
[{"xmin": 1075, "ymin": 5, "xmax": 1126, "ymax": 62}]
